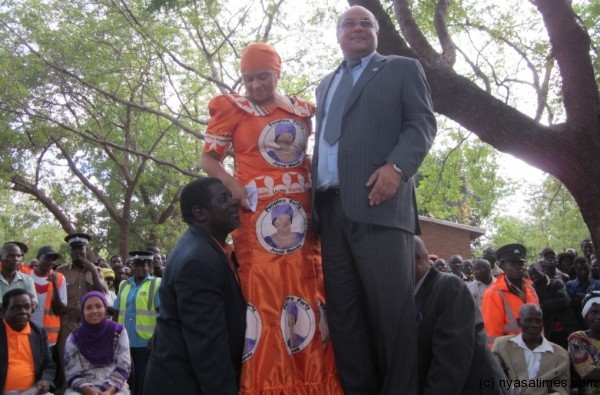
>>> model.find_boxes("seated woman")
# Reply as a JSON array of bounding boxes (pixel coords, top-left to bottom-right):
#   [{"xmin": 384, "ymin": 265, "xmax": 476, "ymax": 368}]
[
  {"xmin": 568, "ymin": 291, "xmax": 600, "ymax": 393},
  {"xmin": 64, "ymin": 291, "xmax": 131, "ymax": 395}
]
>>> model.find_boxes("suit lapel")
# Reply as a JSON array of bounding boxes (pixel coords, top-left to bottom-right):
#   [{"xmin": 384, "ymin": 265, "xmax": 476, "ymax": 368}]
[
  {"xmin": 415, "ymin": 269, "xmax": 438, "ymax": 320},
  {"xmin": 315, "ymin": 69, "xmax": 340, "ymax": 127},
  {"xmin": 0, "ymin": 322, "xmax": 7, "ymax": 388},
  {"xmin": 537, "ymin": 349, "xmax": 555, "ymax": 379},
  {"xmin": 507, "ymin": 341, "xmax": 530, "ymax": 381},
  {"xmin": 312, "ymin": 67, "xmax": 340, "ymax": 188},
  {"xmin": 343, "ymin": 52, "xmax": 387, "ymax": 117}
]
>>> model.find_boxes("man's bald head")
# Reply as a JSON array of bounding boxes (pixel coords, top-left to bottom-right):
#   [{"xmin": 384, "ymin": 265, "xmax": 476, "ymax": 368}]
[
  {"xmin": 415, "ymin": 237, "xmax": 431, "ymax": 282},
  {"xmin": 518, "ymin": 303, "xmax": 542, "ymax": 320}
]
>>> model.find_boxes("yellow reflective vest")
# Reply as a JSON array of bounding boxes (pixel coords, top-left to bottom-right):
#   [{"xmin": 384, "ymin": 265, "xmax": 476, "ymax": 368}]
[{"xmin": 117, "ymin": 277, "xmax": 160, "ymax": 340}]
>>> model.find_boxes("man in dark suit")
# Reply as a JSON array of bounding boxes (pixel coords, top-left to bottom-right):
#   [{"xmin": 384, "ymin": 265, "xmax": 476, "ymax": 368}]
[
  {"xmin": 1, "ymin": 288, "xmax": 55, "ymax": 394},
  {"xmin": 312, "ymin": 5, "xmax": 436, "ymax": 393},
  {"xmin": 414, "ymin": 237, "xmax": 511, "ymax": 394},
  {"xmin": 144, "ymin": 177, "xmax": 246, "ymax": 394}
]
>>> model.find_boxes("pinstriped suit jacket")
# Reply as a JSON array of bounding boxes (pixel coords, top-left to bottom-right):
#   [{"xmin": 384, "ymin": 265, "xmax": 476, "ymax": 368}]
[{"xmin": 312, "ymin": 52, "xmax": 436, "ymax": 233}]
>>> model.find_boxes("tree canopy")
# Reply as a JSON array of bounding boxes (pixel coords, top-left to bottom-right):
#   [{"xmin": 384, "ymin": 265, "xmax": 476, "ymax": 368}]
[{"xmin": 0, "ymin": 0, "xmax": 596, "ymax": 256}]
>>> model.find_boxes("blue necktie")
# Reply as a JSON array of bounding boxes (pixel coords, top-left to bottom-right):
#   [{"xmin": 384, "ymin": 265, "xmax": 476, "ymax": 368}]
[{"xmin": 323, "ymin": 59, "xmax": 361, "ymax": 145}]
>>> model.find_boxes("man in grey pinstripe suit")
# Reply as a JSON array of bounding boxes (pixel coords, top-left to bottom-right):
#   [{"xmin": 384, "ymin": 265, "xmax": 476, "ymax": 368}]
[{"xmin": 312, "ymin": 5, "xmax": 436, "ymax": 394}]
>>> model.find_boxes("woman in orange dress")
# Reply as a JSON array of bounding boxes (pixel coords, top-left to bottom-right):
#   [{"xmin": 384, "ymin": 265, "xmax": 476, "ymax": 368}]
[{"xmin": 200, "ymin": 43, "xmax": 341, "ymax": 394}]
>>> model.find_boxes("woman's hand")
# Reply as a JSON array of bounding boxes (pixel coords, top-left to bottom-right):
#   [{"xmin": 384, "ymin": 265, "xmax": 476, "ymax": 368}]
[
  {"xmin": 100, "ymin": 386, "xmax": 117, "ymax": 395},
  {"xmin": 81, "ymin": 385, "xmax": 102, "ymax": 395},
  {"xmin": 224, "ymin": 179, "xmax": 250, "ymax": 211},
  {"xmin": 201, "ymin": 150, "xmax": 249, "ymax": 211}
]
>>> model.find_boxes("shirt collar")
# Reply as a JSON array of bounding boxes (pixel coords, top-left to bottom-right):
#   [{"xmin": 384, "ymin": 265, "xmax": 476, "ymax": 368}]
[
  {"xmin": 342, "ymin": 51, "xmax": 376, "ymax": 72},
  {"xmin": 358, "ymin": 51, "xmax": 376, "ymax": 68},
  {"xmin": 510, "ymin": 333, "xmax": 554, "ymax": 353},
  {"xmin": 414, "ymin": 268, "xmax": 430, "ymax": 295},
  {"xmin": 4, "ymin": 320, "xmax": 31, "ymax": 335},
  {"xmin": 128, "ymin": 274, "xmax": 153, "ymax": 284}
]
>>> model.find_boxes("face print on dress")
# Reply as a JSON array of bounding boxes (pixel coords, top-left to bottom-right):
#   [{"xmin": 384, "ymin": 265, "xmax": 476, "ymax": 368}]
[
  {"xmin": 242, "ymin": 302, "xmax": 263, "ymax": 363},
  {"xmin": 259, "ymin": 119, "xmax": 307, "ymax": 168},
  {"xmin": 317, "ymin": 299, "xmax": 330, "ymax": 348},
  {"xmin": 280, "ymin": 296, "xmax": 315, "ymax": 355},
  {"xmin": 256, "ymin": 198, "xmax": 307, "ymax": 255}
]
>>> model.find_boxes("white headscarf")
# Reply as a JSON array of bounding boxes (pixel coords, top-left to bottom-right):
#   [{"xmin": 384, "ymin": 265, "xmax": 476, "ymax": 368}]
[{"xmin": 582, "ymin": 293, "xmax": 600, "ymax": 319}]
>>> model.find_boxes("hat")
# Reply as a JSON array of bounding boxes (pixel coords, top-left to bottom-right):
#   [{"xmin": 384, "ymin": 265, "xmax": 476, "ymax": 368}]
[
  {"xmin": 483, "ymin": 247, "xmax": 496, "ymax": 255},
  {"xmin": 496, "ymin": 243, "xmax": 527, "ymax": 263},
  {"xmin": 4, "ymin": 241, "xmax": 29, "ymax": 255},
  {"xmin": 101, "ymin": 268, "xmax": 115, "ymax": 279},
  {"xmin": 540, "ymin": 247, "xmax": 556, "ymax": 257},
  {"xmin": 558, "ymin": 251, "xmax": 576, "ymax": 260},
  {"xmin": 240, "ymin": 42, "xmax": 282, "ymax": 75},
  {"xmin": 64, "ymin": 233, "xmax": 92, "ymax": 248},
  {"xmin": 36, "ymin": 245, "xmax": 62, "ymax": 260},
  {"xmin": 128, "ymin": 250, "xmax": 153, "ymax": 262},
  {"xmin": 428, "ymin": 254, "xmax": 439, "ymax": 261}
]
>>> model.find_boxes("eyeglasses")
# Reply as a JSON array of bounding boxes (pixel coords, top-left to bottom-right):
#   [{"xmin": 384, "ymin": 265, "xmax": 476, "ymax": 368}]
[{"xmin": 340, "ymin": 19, "xmax": 375, "ymax": 29}]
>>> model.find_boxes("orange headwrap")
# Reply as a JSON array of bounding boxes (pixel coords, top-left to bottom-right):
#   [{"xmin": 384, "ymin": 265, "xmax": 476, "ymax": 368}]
[{"xmin": 240, "ymin": 42, "xmax": 282, "ymax": 75}]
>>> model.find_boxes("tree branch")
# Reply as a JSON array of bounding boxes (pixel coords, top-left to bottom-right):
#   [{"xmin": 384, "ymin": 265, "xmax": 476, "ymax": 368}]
[
  {"xmin": 390, "ymin": 0, "xmax": 441, "ymax": 66},
  {"xmin": 532, "ymin": 0, "xmax": 600, "ymax": 127},
  {"xmin": 10, "ymin": 174, "xmax": 76, "ymax": 234},
  {"xmin": 53, "ymin": 139, "xmax": 122, "ymax": 223},
  {"xmin": 433, "ymin": 0, "xmax": 455, "ymax": 67}
]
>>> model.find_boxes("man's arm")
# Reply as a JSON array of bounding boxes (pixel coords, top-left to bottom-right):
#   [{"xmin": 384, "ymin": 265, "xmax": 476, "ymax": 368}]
[
  {"xmin": 24, "ymin": 275, "xmax": 39, "ymax": 311},
  {"xmin": 48, "ymin": 272, "xmax": 67, "ymax": 315},
  {"xmin": 481, "ymin": 289, "xmax": 505, "ymax": 347},
  {"xmin": 40, "ymin": 328, "xmax": 56, "ymax": 387},
  {"xmin": 176, "ymin": 256, "xmax": 239, "ymax": 394},
  {"xmin": 80, "ymin": 260, "xmax": 107, "ymax": 293},
  {"xmin": 540, "ymin": 280, "xmax": 570, "ymax": 312},
  {"xmin": 367, "ymin": 58, "xmax": 436, "ymax": 206}
]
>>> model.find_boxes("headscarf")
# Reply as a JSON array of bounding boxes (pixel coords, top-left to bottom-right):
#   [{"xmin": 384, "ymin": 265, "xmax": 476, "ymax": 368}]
[
  {"xmin": 274, "ymin": 123, "xmax": 296, "ymax": 141},
  {"xmin": 271, "ymin": 203, "xmax": 294, "ymax": 225},
  {"xmin": 240, "ymin": 43, "xmax": 281, "ymax": 75},
  {"xmin": 72, "ymin": 291, "xmax": 123, "ymax": 365},
  {"xmin": 285, "ymin": 301, "xmax": 299, "ymax": 320},
  {"xmin": 582, "ymin": 291, "xmax": 600, "ymax": 319}
]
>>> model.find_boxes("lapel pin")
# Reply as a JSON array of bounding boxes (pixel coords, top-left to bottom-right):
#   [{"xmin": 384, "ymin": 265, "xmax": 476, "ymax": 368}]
[{"xmin": 372, "ymin": 67, "xmax": 379, "ymax": 71}]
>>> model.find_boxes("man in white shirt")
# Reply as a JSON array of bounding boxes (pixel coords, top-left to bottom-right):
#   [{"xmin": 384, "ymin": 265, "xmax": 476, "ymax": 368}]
[
  {"xmin": 0, "ymin": 242, "xmax": 38, "ymax": 311},
  {"xmin": 468, "ymin": 259, "xmax": 496, "ymax": 310},
  {"xmin": 492, "ymin": 304, "xmax": 570, "ymax": 394}
]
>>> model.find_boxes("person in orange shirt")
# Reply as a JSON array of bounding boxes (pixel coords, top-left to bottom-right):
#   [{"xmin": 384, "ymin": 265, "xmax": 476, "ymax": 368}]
[
  {"xmin": 0, "ymin": 288, "xmax": 55, "ymax": 394},
  {"xmin": 482, "ymin": 243, "xmax": 539, "ymax": 347}
]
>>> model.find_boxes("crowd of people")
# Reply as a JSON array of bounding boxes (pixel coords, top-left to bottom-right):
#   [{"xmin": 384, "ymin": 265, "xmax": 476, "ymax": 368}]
[
  {"xmin": 429, "ymin": 240, "xmax": 600, "ymax": 394},
  {"xmin": 2, "ymin": 4, "xmax": 596, "ymax": 395},
  {"xmin": 0, "ymin": 235, "xmax": 163, "ymax": 395}
]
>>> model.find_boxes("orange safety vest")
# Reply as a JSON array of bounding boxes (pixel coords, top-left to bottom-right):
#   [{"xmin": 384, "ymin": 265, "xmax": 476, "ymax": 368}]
[
  {"xmin": 20, "ymin": 265, "xmax": 31, "ymax": 275},
  {"xmin": 41, "ymin": 271, "xmax": 64, "ymax": 344},
  {"xmin": 481, "ymin": 274, "xmax": 539, "ymax": 347}
]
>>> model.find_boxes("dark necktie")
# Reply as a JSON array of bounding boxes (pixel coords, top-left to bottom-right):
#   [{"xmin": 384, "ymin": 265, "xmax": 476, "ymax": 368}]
[{"xmin": 323, "ymin": 59, "xmax": 361, "ymax": 145}]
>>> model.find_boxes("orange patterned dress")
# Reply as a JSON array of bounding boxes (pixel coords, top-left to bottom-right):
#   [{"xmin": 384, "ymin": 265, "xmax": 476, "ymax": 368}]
[{"xmin": 205, "ymin": 94, "xmax": 341, "ymax": 394}]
